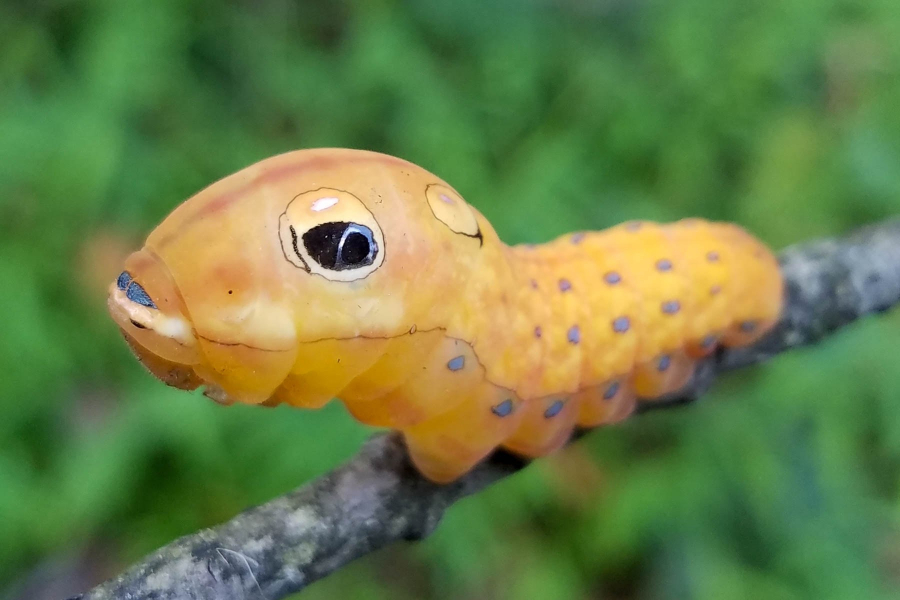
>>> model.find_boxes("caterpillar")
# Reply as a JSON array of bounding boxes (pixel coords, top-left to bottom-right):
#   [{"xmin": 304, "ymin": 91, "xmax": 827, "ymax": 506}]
[{"xmin": 108, "ymin": 148, "xmax": 783, "ymax": 483}]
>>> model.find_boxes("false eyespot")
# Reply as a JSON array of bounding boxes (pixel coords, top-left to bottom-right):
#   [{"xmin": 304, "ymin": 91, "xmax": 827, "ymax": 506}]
[
  {"xmin": 425, "ymin": 183, "xmax": 482, "ymax": 243},
  {"xmin": 278, "ymin": 187, "xmax": 386, "ymax": 282}
]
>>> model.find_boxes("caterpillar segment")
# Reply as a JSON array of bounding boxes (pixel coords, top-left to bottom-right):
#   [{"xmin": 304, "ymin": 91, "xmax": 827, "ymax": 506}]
[{"xmin": 108, "ymin": 148, "xmax": 784, "ymax": 484}]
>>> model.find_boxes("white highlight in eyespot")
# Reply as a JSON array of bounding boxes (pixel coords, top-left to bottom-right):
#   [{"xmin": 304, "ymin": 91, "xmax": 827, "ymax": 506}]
[{"xmin": 311, "ymin": 196, "xmax": 339, "ymax": 212}]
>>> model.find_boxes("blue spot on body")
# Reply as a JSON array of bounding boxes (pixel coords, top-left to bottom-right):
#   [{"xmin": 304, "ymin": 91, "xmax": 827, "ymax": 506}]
[
  {"xmin": 126, "ymin": 282, "xmax": 157, "ymax": 309},
  {"xmin": 558, "ymin": 279, "xmax": 572, "ymax": 292},
  {"xmin": 534, "ymin": 326, "xmax": 542, "ymax": 339},
  {"xmin": 447, "ymin": 356, "xmax": 465, "ymax": 371},
  {"xmin": 491, "ymin": 399, "xmax": 514, "ymax": 417},
  {"xmin": 604, "ymin": 271, "xmax": 621, "ymax": 285},
  {"xmin": 710, "ymin": 285, "xmax": 722, "ymax": 296},
  {"xmin": 662, "ymin": 300, "xmax": 681, "ymax": 314},
  {"xmin": 116, "ymin": 271, "xmax": 132, "ymax": 290},
  {"xmin": 701, "ymin": 335, "xmax": 717, "ymax": 348},
  {"xmin": 658, "ymin": 355, "xmax": 672, "ymax": 372},
  {"xmin": 707, "ymin": 251, "xmax": 720, "ymax": 262},
  {"xmin": 740, "ymin": 321, "xmax": 758, "ymax": 333},
  {"xmin": 603, "ymin": 381, "xmax": 620, "ymax": 400},
  {"xmin": 544, "ymin": 400, "xmax": 565, "ymax": 418},
  {"xmin": 612, "ymin": 316, "xmax": 630, "ymax": 333},
  {"xmin": 567, "ymin": 325, "xmax": 580, "ymax": 344},
  {"xmin": 656, "ymin": 259, "xmax": 673, "ymax": 272},
  {"xmin": 571, "ymin": 232, "xmax": 586, "ymax": 244}
]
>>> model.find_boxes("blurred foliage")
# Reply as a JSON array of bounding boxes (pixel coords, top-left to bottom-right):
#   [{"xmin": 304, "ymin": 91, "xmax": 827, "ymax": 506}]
[{"xmin": 1, "ymin": 0, "xmax": 900, "ymax": 598}]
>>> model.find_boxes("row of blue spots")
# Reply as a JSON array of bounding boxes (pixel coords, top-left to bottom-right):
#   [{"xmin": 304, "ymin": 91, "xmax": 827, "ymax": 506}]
[
  {"xmin": 498, "ymin": 384, "xmax": 622, "ymax": 421},
  {"xmin": 489, "ymin": 398, "xmax": 573, "ymax": 419}
]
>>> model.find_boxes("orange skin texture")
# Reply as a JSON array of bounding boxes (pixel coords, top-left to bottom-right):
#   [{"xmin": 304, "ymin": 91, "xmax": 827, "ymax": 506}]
[{"xmin": 108, "ymin": 148, "xmax": 783, "ymax": 483}]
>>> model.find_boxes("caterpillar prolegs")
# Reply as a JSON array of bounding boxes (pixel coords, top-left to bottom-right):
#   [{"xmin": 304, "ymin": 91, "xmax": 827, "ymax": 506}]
[{"xmin": 108, "ymin": 149, "xmax": 783, "ymax": 483}]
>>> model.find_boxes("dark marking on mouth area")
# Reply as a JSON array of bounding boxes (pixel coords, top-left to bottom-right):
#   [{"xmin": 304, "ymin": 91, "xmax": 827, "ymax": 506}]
[
  {"xmin": 116, "ymin": 271, "xmax": 132, "ymax": 290},
  {"xmin": 126, "ymin": 282, "xmax": 157, "ymax": 309},
  {"xmin": 130, "ymin": 319, "xmax": 148, "ymax": 330}
]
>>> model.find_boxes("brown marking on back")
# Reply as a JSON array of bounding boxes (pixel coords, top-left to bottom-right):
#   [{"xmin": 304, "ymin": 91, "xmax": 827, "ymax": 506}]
[{"xmin": 155, "ymin": 151, "xmax": 414, "ymax": 249}]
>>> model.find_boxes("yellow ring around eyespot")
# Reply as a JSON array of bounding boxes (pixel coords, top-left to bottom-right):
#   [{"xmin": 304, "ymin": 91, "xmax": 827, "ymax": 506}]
[{"xmin": 425, "ymin": 183, "xmax": 481, "ymax": 239}]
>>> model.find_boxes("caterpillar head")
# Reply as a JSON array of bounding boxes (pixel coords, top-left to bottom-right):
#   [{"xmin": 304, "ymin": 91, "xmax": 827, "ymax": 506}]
[
  {"xmin": 108, "ymin": 250, "xmax": 203, "ymax": 390},
  {"xmin": 108, "ymin": 149, "xmax": 495, "ymax": 404}
]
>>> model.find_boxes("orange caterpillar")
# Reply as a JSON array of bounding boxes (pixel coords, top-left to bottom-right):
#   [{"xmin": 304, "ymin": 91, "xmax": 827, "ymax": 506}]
[{"xmin": 108, "ymin": 149, "xmax": 783, "ymax": 482}]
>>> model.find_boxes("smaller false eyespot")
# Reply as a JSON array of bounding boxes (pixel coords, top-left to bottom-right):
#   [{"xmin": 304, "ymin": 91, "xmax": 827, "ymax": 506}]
[
  {"xmin": 425, "ymin": 183, "xmax": 482, "ymax": 244},
  {"xmin": 279, "ymin": 188, "xmax": 386, "ymax": 282}
]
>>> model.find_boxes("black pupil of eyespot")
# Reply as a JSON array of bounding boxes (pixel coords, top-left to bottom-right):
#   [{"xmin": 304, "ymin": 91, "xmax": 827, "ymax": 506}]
[
  {"xmin": 302, "ymin": 222, "xmax": 376, "ymax": 271},
  {"xmin": 341, "ymin": 231, "xmax": 371, "ymax": 265}
]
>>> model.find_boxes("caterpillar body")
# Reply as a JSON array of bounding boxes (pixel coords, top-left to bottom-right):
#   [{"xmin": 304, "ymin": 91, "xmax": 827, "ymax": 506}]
[{"xmin": 108, "ymin": 148, "xmax": 783, "ymax": 483}]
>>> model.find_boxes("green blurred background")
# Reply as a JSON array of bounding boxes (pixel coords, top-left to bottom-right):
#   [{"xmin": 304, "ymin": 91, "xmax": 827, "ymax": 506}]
[{"xmin": 2, "ymin": 0, "xmax": 900, "ymax": 598}]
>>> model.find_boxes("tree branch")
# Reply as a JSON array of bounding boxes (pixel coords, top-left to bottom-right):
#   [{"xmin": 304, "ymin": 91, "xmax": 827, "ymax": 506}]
[{"xmin": 74, "ymin": 218, "xmax": 900, "ymax": 600}]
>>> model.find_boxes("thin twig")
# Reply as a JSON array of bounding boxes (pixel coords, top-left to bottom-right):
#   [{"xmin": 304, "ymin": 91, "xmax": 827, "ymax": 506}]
[{"xmin": 74, "ymin": 218, "xmax": 900, "ymax": 600}]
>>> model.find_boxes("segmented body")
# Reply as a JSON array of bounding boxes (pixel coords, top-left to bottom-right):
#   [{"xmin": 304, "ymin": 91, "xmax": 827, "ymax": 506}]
[{"xmin": 108, "ymin": 149, "xmax": 783, "ymax": 482}]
